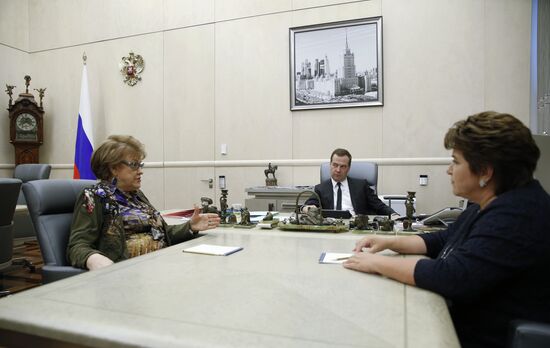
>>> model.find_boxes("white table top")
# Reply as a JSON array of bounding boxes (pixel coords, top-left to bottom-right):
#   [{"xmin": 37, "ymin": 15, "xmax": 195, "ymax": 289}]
[{"xmin": 0, "ymin": 226, "xmax": 459, "ymax": 348}]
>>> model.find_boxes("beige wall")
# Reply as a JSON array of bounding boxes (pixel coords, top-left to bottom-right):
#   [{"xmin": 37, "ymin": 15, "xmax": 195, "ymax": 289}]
[
  {"xmin": 0, "ymin": 0, "xmax": 532, "ymax": 214},
  {"xmin": 1, "ymin": 0, "xmax": 30, "ymax": 169}
]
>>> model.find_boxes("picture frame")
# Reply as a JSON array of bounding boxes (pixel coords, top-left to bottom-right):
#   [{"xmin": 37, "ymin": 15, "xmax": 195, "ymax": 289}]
[{"xmin": 289, "ymin": 17, "xmax": 383, "ymax": 111}]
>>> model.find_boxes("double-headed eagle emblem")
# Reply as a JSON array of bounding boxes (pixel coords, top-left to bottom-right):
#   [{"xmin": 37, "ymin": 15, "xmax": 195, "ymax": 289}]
[{"xmin": 119, "ymin": 52, "xmax": 145, "ymax": 86}]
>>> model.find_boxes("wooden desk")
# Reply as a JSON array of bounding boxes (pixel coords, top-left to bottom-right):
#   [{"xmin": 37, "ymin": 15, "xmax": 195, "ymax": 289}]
[{"xmin": 0, "ymin": 227, "xmax": 459, "ymax": 348}]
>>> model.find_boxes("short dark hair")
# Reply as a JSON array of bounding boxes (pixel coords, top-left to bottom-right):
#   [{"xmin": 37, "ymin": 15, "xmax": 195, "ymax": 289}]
[
  {"xmin": 330, "ymin": 148, "xmax": 352, "ymax": 166},
  {"xmin": 444, "ymin": 111, "xmax": 540, "ymax": 195},
  {"xmin": 91, "ymin": 135, "xmax": 146, "ymax": 181}
]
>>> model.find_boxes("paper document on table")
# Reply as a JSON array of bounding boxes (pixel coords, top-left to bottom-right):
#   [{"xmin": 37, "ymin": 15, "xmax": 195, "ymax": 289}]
[
  {"xmin": 183, "ymin": 244, "xmax": 243, "ymax": 256},
  {"xmin": 319, "ymin": 252, "xmax": 353, "ymax": 264}
]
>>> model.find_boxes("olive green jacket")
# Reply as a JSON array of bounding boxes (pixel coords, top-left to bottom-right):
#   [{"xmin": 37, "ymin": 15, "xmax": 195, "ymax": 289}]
[{"xmin": 67, "ymin": 189, "xmax": 195, "ymax": 269}]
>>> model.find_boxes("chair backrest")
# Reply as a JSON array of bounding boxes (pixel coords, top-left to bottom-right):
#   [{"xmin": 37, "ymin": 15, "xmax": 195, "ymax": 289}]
[
  {"xmin": 14, "ymin": 164, "xmax": 52, "ymax": 205},
  {"xmin": 23, "ymin": 179, "xmax": 96, "ymax": 282},
  {"xmin": 320, "ymin": 161, "xmax": 378, "ymax": 193},
  {"xmin": 510, "ymin": 320, "xmax": 550, "ymax": 348},
  {"xmin": 0, "ymin": 178, "xmax": 22, "ymax": 267}
]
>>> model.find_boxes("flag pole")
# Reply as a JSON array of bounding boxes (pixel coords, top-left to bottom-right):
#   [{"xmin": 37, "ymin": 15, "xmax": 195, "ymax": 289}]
[{"xmin": 73, "ymin": 51, "xmax": 96, "ymax": 180}]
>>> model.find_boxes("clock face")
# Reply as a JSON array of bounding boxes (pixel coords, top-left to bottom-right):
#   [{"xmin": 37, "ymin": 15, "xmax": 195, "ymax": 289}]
[
  {"xmin": 15, "ymin": 113, "xmax": 38, "ymax": 141},
  {"xmin": 16, "ymin": 113, "xmax": 38, "ymax": 131}
]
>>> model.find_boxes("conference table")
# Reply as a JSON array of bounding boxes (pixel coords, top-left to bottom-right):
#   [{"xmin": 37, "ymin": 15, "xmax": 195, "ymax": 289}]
[{"xmin": 0, "ymin": 219, "xmax": 459, "ymax": 347}]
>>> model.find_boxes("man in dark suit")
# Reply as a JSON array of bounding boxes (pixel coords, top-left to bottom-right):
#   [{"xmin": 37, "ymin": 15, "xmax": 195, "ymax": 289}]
[{"xmin": 303, "ymin": 148, "xmax": 397, "ymax": 216}]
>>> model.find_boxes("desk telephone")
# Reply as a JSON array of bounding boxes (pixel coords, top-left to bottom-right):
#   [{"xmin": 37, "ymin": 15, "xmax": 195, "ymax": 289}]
[{"xmin": 420, "ymin": 207, "xmax": 464, "ymax": 226}]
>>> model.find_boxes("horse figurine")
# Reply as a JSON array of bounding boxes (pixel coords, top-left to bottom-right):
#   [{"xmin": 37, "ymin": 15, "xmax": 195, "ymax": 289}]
[
  {"xmin": 264, "ymin": 163, "xmax": 278, "ymax": 178},
  {"xmin": 264, "ymin": 163, "xmax": 278, "ymax": 186}
]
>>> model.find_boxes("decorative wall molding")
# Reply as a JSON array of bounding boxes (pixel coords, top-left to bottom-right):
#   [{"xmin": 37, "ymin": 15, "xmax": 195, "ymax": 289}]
[{"xmin": 0, "ymin": 157, "xmax": 452, "ymax": 170}]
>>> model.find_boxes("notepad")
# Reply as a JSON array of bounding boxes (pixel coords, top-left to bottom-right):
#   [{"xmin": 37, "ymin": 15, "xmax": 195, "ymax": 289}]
[
  {"xmin": 319, "ymin": 252, "xmax": 353, "ymax": 264},
  {"xmin": 183, "ymin": 244, "xmax": 243, "ymax": 256}
]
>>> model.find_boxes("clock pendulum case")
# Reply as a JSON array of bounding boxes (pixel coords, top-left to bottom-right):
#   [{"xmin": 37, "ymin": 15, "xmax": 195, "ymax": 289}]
[{"xmin": 6, "ymin": 75, "xmax": 45, "ymax": 165}]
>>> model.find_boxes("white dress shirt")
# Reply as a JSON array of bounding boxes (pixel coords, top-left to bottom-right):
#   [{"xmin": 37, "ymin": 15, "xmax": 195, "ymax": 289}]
[{"xmin": 331, "ymin": 178, "xmax": 355, "ymax": 216}]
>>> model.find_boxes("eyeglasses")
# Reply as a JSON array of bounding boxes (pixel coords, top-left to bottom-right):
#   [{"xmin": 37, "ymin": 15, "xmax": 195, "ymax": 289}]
[{"xmin": 121, "ymin": 160, "xmax": 145, "ymax": 170}]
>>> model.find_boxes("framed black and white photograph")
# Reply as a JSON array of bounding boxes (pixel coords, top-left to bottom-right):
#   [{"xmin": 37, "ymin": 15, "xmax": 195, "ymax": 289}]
[{"xmin": 289, "ymin": 17, "xmax": 383, "ymax": 111}]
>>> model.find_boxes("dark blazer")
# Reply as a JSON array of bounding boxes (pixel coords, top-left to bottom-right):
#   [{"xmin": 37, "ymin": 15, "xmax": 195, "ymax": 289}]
[
  {"xmin": 305, "ymin": 177, "xmax": 395, "ymax": 216},
  {"xmin": 415, "ymin": 180, "xmax": 550, "ymax": 348}
]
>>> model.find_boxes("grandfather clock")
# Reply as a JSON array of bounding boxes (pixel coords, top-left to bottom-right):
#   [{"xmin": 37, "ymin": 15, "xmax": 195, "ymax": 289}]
[{"xmin": 6, "ymin": 75, "xmax": 45, "ymax": 165}]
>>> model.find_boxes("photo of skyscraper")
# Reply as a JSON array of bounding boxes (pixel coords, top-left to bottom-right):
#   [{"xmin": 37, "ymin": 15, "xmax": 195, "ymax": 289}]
[{"xmin": 290, "ymin": 17, "xmax": 383, "ymax": 110}]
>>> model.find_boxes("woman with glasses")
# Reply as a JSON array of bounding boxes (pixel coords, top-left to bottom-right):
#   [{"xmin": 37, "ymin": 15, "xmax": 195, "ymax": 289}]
[
  {"xmin": 68, "ymin": 135, "xmax": 220, "ymax": 271},
  {"xmin": 343, "ymin": 112, "xmax": 550, "ymax": 348}
]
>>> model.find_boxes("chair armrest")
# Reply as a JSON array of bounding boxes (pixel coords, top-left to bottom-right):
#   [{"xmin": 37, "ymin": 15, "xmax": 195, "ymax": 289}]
[{"xmin": 510, "ymin": 320, "xmax": 550, "ymax": 348}]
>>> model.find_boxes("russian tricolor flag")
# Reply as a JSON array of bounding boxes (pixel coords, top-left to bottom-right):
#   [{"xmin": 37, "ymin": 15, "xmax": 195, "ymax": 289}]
[{"xmin": 73, "ymin": 63, "xmax": 96, "ymax": 179}]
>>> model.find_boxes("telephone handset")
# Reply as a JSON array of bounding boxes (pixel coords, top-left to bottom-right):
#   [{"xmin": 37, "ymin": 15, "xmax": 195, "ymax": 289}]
[{"xmin": 421, "ymin": 207, "xmax": 463, "ymax": 226}]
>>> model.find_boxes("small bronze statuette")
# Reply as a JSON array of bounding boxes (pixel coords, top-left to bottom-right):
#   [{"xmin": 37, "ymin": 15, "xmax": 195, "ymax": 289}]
[
  {"xmin": 227, "ymin": 214, "xmax": 238, "ymax": 224},
  {"xmin": 240, "ymin": 208, "xmax": 251, "ymax": 225},
  {"xmin": 264, "ymin": 162, "xmax": 278, "ymax": 186},
  {"xmin": 34, "ymin": 88, "xmax": 47, "ymax": 109},
  {"xmin": 278, "ymin": 190, "xmax": 347, "ymax": 232},
  {"xmin": 220, "ymin": 189, "xmax": 228, "ymax": 213},
  {"xmin": 352, "ymin": 214, "xmax": 371, "ymax": 230},
  {"xmin": 262, "ymin": 212, "xmax": 274, "ymax": 221},
  {"xmin": 24, "ymin": 75, "xmax": 31, "ymax": 94},
  {"xmin": 377, "ymin": 216, "xmax": 394, "ymax": 232},
  {"xmin": 257, "ymin": 211, "xmax": 280, "ymax": 229},
  {"xmin": 219, "ymin": 189, "xmax": 233, "ymax": 226},
  {"xmin": 296, "ymin": 206, "xmax": 323, "ymax": 225},
  {"xmin": 200, "ymin": 197, "xmax": 218, "ymax": 214},
  {"xmin": 403, "ymin": 191, "xmax": 416, "ymax": 232},
  {"xmin": 5, "ymin": 84, "xmax": 16, "ymax": 108},
  {"xmin": 234, "ymin": 207, "xmax": 255, "ymax": 229}
]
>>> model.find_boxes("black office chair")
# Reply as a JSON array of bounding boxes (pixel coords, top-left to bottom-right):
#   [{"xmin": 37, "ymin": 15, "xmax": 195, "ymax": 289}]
[
  {"xmin": 509, "ymin": 320, "xmax": 550, "ymax": 348},
  {"xmin": 14, "ymin": 164, "xmax": 52, "ymax": 205},
  {"xmin": 1, "ymin": 178, "xmax": 35, "ymax": 297},
  {"xmin": 13, "ymin": 163, "xmax": 51, "ymax": 241},
  {"xmin": 23, "ymin": 179, "xmax": 96, "ymax": 283},
  {"xmin": 320, "ymin": 161, "xmax": 378, "ymax": 193}
]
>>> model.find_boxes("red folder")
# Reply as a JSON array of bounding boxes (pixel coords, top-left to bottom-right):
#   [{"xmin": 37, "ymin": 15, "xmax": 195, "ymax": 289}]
[{"xmin": 162, "ymin": 209, "xmax": 195, "ymax": 218}]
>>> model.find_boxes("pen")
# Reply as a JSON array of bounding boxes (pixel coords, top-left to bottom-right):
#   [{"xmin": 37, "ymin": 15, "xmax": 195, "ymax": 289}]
[{"xmin": 335, "ymin": 256, "xmax": 351, "ymax": 261}]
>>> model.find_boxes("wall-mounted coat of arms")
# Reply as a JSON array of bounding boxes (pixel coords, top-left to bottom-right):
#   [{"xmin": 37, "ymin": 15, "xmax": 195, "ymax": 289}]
[{"xmin": 119, "ymin": 52, "xmax": 145, "ymax": 86}]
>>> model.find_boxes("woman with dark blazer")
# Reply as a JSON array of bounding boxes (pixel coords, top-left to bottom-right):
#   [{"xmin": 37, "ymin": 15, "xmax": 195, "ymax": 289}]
[{"xmin": 343, "ymin": 111, "xmax": 550, "ymax": 348}]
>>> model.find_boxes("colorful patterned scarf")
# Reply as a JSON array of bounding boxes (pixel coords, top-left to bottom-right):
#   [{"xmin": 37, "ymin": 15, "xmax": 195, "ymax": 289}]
[{"xmin": 83, "ymin": 181, "xmax": 167, "ymax": 258}]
